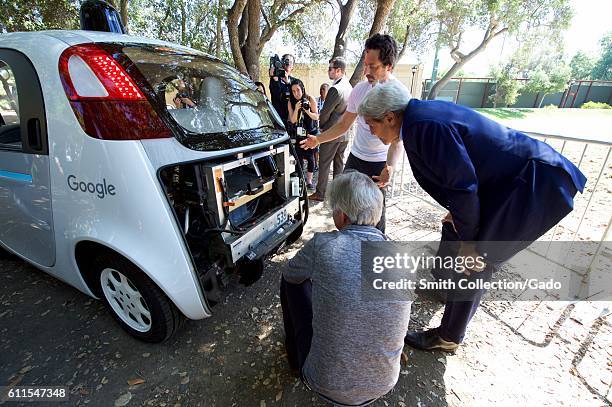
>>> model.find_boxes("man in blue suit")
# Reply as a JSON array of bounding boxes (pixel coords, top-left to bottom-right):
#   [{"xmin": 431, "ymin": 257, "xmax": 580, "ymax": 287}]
[{"xmin": 357, "ymin": 81, "xmax": 587, "ymax": 352}]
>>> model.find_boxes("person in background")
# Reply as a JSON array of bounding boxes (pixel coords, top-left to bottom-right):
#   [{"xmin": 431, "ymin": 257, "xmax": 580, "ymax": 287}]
[
  {"xmin": 313, "ymin": 83, "xmax": 329, "ymax": 170},
  {"xmin": 269, "ymin": 54, "xmax": 298, "ymax": 126},
  {"xmin": 309, "ymin": 57, "xmax": 352, "ymax": 202},
  {"xmin": 173, "ymin": 79, "xmax": 196, "ymax": 108},
  {"xmin": 317, "ymin": 83, "xmax": 329, "ymax": 112},
  {"xmin": 300, "ymin": 34, "xmax": 410, "ymax": 232},
  {"xmin": 357, "ymin": 80, "xmax": 587, "ymax": 352},
  {"xmin": 288, "ymin": 79, "xmax": 319, "ymax": 190},
  {"xmin": 281, "ymin": 171, "xmax": 411, "ymax": 406}
]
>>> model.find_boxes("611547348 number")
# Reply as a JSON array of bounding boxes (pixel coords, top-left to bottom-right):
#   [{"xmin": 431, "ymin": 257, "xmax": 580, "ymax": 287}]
[{"xmin": 1, "ymin": 386, "xmax": 69, "ymax": 402}]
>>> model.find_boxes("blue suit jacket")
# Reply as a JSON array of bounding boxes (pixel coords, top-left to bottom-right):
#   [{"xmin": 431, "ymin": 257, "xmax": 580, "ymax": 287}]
[{"xmin": 401, "ymin": 99, "xmax": 587, "ymax": 245}]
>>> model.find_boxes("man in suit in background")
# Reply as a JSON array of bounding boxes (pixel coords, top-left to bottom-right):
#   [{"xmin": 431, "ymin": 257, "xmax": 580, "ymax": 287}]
[{"xmin": 309, "ymin": 57, "xmax": 353, "ymax": 202}]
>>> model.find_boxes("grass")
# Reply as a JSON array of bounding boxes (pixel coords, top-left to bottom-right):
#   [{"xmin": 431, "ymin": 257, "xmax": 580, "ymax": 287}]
[
  {"xmin": 476, "ymin": 108, "xmax": 535, "ymax": 120},
  {"xmin": 475, "ymin": 108, "xmax": 612, "ymax": 142}
]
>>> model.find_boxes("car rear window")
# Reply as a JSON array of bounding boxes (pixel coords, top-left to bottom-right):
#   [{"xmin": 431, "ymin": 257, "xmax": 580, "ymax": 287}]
[{"xmin": 109, "ymin": 44, "xmax": 285, "ymax": 150}]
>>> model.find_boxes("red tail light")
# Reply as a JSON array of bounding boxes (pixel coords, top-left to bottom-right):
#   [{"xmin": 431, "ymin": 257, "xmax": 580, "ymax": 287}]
[{"xmin": 59, "ymin": 44, "xmax": 172, "ymax": 140}]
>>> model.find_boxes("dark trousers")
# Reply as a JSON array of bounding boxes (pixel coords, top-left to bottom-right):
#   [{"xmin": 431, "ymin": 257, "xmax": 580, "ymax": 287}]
[
  {"xmin": 297, "ymin": 146, "xmax": 316, "ymax": 173},
  {"xmin": 433, "ymin": 222, "xmax": 494, "ymax": 344},
  {"xmin": 432, "ymin": 163, "xmax": 580, "ymax": 343},
  {"xmin": 315, "ymin": 139, "xmax": 348, "ymax": 197},
  {"xmin": 280, "ymin": 276, "xmax": 313, "ymax": 370},
  {"xmin": 343, "ymin": 153, "xmax": 387, "ymax": 233}
]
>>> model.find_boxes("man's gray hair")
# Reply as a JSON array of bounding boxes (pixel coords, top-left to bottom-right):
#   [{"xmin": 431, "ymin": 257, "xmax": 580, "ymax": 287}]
[
  {"xmin": 327, "ymin": 171, "xmax": 383, "ymax": 226},
  {"xmin": 357, "ymin": 80, "xmax": 411, "ymax": 120}
]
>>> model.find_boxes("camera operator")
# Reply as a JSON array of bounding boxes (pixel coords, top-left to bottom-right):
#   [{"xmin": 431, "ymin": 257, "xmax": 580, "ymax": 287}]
[
  {"xmin": 288, "ymin": 79, "xmax": 319, "ymax": 189},
  {"xmin": 173, "ymin": 92, "xmax": 196, "ymax": 109},
  {"xmin": 173, "ymin": 79, "xmax": 196, "ymax": 108},
  {"xmin": 269, "ymin": 54, "xmax": 297, "ymax": 125}
]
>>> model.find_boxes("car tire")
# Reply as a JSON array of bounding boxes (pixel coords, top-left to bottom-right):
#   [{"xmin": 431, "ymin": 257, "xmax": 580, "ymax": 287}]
[{"xmin": 94, "ymin": 254, "xmax": 184, "ymax": 343}]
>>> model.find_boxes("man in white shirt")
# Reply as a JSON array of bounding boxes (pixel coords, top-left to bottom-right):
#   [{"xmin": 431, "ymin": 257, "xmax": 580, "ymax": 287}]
[{"xmin": 301, "ymin": 34, "xmax": 410, "ymax": 232}]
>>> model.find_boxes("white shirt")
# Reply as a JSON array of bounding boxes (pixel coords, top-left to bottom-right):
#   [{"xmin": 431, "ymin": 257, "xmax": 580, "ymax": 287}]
[{"xmin": 346, "ymin": 75, "xmax": 410, "ymax": 162}]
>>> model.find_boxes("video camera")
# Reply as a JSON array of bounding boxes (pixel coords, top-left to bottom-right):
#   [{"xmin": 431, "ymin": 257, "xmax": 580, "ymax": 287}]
[{"xmin": 269, "ymin": 54, "xmax": 290, "ymax": 78}]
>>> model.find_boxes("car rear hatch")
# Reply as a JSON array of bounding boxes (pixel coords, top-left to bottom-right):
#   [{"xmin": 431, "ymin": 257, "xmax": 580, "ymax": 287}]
[{"xmin": 101, "ymin": 43, "xmax": 287, "ymax": 151}]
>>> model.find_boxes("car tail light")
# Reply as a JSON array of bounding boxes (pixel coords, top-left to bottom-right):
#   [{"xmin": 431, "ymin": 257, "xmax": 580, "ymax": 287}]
[{"xmin": 59, "ymin": 44, "xmax": 172, "ymax": 140}]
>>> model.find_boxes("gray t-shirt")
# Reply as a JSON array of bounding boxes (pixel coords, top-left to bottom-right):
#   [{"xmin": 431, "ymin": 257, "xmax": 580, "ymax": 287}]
[{"xmin": 283, "ymin": 225, "xmax": 412, "ymax": 405}]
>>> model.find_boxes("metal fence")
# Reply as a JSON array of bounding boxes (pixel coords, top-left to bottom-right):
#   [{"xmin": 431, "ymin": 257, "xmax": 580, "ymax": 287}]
[{"xmin": 421, "ymin": 78, "xmax": 612, "ymax": 108}]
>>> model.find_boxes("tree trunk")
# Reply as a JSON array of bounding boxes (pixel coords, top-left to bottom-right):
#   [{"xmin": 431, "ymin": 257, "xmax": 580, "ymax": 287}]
[
  {"xmin": 180, "ymin": 0, "xmax": 186, "ymax": 45},
  {"xmin": 243, "ymin": 0, "xmax": 261, "ymax": 80},
  {"xmin": 238, "ymin": 5, "xmax": 249, "ymax": 49},
  {"xmin": 158, "ymin": 2, "xmax": 171, "ymax": 38},
  {"xmin": 227, "ymin": 0, "xmax": 248, "ymax": 74},
  {"xmin": 428, "ymin": 26, "xmax": 507, "ymax": 100},
  {"xmin": 427, "ymin": 62, "xmax": 462, "ymax": 100},
  {"xmin": 349, "ymin": 0, "xmax": 396, "ymax": 86},
  {"xmin": 538, "ymin": 93, "xmax": 547, "ymax": 108},
  {"xmin": 216, "ymin": 0, "xmax": 224, "ymax": 58},
  {"xmin": 396, "ymin": 0, "xmax": 422, "ymax": 61},
  {"xmin": 331, "ymin": 0, "xmax": 358, "ymax": 59},
  {"xmin": 397, "ymin": 25, "xmax": 411, "ymax": 61},
  {"xmin": 119, "ymin": 0, "xmax": 129, "ymax": 32}
]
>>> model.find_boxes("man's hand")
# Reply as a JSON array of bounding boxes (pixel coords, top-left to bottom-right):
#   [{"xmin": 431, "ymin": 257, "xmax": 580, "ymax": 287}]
[
  {"xmin": 457, "ymin": 242, "xmax": 486, "ymax": 275},
  {"xmin": 269, "ymin": 67, "xmax": 278, "ymax": 81},
  {"xmin": 372, "ymin": 165, "xmax": 393, "ymax": 187},
  {"xmin": 182, "ymin": 97, "xmax": 195, "ymax": 107},
  {"xmin": 300, "ymin": 135, "xmax": 319, "ymax": 150}
]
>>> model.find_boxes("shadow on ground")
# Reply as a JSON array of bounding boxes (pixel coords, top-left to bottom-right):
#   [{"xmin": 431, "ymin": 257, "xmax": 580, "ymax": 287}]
[{"xmin": 0, "ymin": 203, "xmax": 452, "ymax": 406}]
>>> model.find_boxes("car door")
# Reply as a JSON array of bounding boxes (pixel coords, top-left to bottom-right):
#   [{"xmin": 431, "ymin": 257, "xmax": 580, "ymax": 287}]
[{"xmin": 0, "ymin": 48, "xmax": 54, "ymax": 266}]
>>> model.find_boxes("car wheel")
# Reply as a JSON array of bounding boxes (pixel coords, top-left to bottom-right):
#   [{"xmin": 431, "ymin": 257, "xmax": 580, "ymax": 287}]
[{"xmin": 94, "ymin": 255, "xmax": 183, "ymax": 343}]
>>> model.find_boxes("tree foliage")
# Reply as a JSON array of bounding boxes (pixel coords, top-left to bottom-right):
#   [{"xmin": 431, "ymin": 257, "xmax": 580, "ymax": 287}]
[
  {"xmin": 129, "ymin": 0, "xmax": 224, "ymax": 55},
  {"xmin": 282, "ymin": 1, "xmax": 338, "ymax": 63},
  {"xmin": 427, "ymin": 0, "xmax": 572, "ymax": 100},
  {"xmin": 570, "ymin": 51, "xmax": 594, "ymax": 80},
  {"xmin": 591, "ymin": 31, "xmax": 612, "ymax": 81},
  {"xmin": 1, "ymin": 0, "xmax": 580, "ymax": 91},
  {"xmin": 523, "ymin": 64, "xmax": 571, "ymax": 107},
  {"xmin": 489, "ymin": 63, "xmax": 522, "ymax": 107},
  {"xmin": 387, "ymin": 0, "xmax": 436, "ymax": 60},
  {"xmin": 0, "ymin": 0, "xmax": 79, "ymax": 32}
]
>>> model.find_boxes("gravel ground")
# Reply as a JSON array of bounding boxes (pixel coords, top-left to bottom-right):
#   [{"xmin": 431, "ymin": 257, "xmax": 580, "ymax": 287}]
[{"xmin": 1, "ymin": 199, "xmax": 610, "ymax": 406}]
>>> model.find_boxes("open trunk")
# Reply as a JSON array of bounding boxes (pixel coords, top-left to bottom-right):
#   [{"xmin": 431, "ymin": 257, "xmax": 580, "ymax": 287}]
[{"xmin": 159, "ymin": 142, "xmax": 307, "ymax": 304}]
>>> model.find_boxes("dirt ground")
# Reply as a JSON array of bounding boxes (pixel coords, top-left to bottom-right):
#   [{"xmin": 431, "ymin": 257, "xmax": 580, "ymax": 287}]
[{"xmin": 1, "ymin": 196, "xmax": 610, "ymax": 407}]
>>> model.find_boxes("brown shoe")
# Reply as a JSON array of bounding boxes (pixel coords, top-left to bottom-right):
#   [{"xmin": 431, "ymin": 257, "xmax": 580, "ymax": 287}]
[
  {"xmin": 308, "ymin": 193, "xmax": 324, "ymax": 201},
  {"xmin": 404, "ymin": 328, "xmax": 459, "ymax": 352}
]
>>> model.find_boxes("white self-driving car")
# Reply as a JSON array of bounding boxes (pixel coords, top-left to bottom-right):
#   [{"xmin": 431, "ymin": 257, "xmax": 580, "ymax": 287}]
[{"xmin": 0, "ymin": 31, "xmax": 308, "ymax": 342}]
